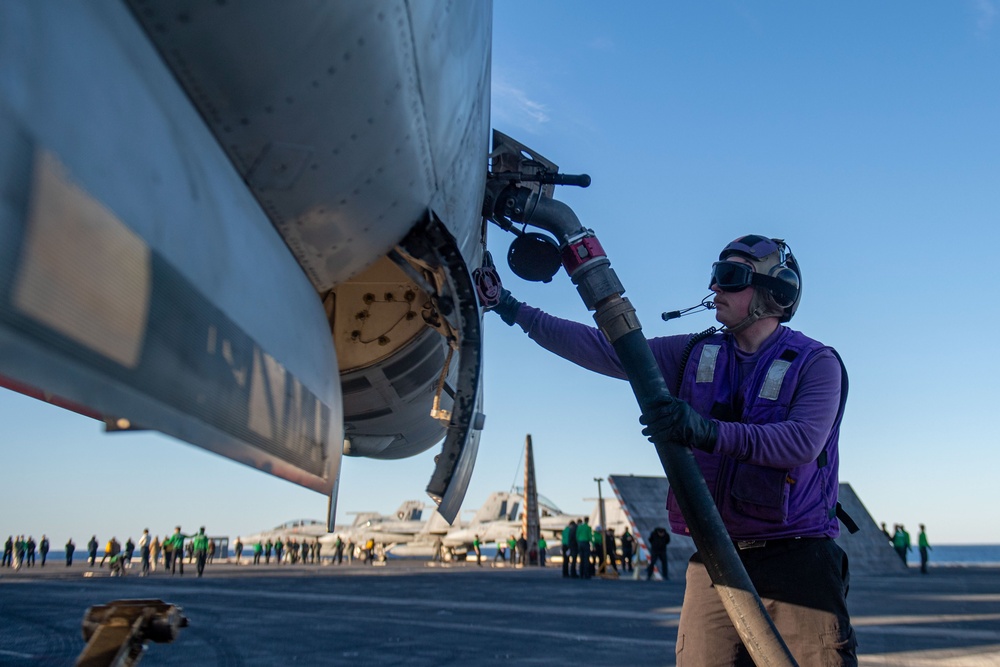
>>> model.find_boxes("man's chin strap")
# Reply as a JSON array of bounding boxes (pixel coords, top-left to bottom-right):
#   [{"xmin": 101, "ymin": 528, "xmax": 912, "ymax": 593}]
[{"xmin": 721, "ymin": 304, "xmax": 766, "ymax": 336}]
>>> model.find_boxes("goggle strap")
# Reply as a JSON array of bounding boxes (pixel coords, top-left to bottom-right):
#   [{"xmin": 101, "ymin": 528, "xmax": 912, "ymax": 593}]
[{"xmin": 751, "ymin": 273, "xmax": 797, "ymax": 305}]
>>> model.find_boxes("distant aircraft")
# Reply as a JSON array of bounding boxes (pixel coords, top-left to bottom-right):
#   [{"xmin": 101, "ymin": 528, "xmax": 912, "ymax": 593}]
[
  {"xmin": 240, "ymin": 501, "xmax": 431, "ymax": 547},
  {"xmin": 441, "ymin": 489, "xmax": 585, "ymax": 556},
  {"xmin": 320, "ymin": 501, "xmax": 455, "ymax": 557},
  {"xmin": 249, "ymin": 491, "xmax": 538, "ymax": 561},
  {"xmin": 327, "ymin": 490, "xmax": 543, "ymax": 560},
  {"xmin": 237, "ymin": 519, "xmax": 331, "ymax": 548},
  {"xmin": 0, "ymin": 1, "xmax": 493, "ymax": 527}
]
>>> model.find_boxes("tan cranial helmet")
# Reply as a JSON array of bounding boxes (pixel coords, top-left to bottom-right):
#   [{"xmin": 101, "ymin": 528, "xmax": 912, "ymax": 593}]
[{"xmin": 717, "ymin": 234, "xmax": 802, "ymax": 323}]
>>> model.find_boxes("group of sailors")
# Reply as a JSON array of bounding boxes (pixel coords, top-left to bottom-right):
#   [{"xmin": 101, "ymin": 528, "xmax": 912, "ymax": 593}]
[
  {"xmin": 881, "ymin": 521, "xmax": 932, "ymax": 573},
  {"xmin": 85, "ymin": 527, "xmax": 215, "ymax": 577},
  {"xmin": 2, "ymin": 535, "xmax": 53, "ymax": 569},
  {"xmin": 556, "ymin": 520, "xmax": 673, "ymax": 581},
  {"xmin": 235, "ymin": 534, "xmax": 391, "ymax": 565},
  {"xmin": 558, "ymin": 518, "xmax": 640, "ymax": 579},
  {"xmin": 484, "ymin": 534, "xmax": 549, "ymax": 566},
  {"xmin": 467, "ymin": 521, "xmax": 649, "ymax": 575},
  {"xmin": 2, "ymin": 527, "xmax": 218, "ymax": 577},
  {"xmin": 234, "ymin": 535, "xmax": 330, "ymax": 565}
]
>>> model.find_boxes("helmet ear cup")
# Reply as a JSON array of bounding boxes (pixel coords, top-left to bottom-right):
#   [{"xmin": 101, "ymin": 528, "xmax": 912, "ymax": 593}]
[
  {"xmin": 773, "ymin": 247, "xmax": 802, "ymax": 322},
  {"xmin": 767, "ymin": 265, "xmax": 799, "ymax": 308}
]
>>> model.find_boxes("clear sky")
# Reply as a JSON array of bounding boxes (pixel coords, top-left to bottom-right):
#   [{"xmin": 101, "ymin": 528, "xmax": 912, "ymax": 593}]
[{"xmin": 3, "ymin": 2, "xmax": 999, "ymax": 546}]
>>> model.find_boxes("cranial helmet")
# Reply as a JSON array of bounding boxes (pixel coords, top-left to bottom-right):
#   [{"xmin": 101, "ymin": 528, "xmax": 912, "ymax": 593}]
[{"xmin": 719, "ymin": 235, "xmax": 801, "ymax": 322}]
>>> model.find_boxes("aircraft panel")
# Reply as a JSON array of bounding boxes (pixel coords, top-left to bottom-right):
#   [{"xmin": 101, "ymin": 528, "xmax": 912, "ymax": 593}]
[
  {"xmin": 126, "ymin": 1, "xmax": 490, "ymax": 519},
  {"xmin": 125, "ymin": 0, "xmax": 492, "ymax": 292},
  {"xmin": 0, "ymin": 1, "xmax": 342, "ymax": 498},
  {"xmin": 1, "ymin": 0, "xmax": 493, "ymax": 525}
]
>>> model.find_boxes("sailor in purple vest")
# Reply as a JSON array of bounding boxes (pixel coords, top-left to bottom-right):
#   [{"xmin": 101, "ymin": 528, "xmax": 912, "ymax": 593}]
[{"xmin": 489, "ymin": 235, "xmax": 856, "ymax": 666}]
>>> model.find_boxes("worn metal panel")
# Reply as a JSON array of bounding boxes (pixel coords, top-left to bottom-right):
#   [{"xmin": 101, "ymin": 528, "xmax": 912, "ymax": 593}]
[
  {"xmin": 126, "ymin": 0, "xmax": 492, "ymax": 291},
  {"xmin": 0, "ymin": 1, "xmax": 341, "ymax": 496}
]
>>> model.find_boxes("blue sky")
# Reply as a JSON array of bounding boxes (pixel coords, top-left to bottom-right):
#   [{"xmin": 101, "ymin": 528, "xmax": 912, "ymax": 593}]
[{"xmin": 3, "ymin": 2, "xmax": 999, "ymax": 546}]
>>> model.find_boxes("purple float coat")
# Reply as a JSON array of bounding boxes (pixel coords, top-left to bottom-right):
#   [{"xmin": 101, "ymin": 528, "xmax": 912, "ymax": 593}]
[{"xmin": 513, "ymin": 304, "xmax": 845, "ymax": 540}]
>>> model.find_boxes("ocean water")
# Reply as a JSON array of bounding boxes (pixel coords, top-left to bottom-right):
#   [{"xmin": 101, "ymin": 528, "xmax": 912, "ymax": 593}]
[
  {"xmin": 909, "ymin": 544, "xmax": 1000, "ymax": 567},
  {"xmin": 9, "ymin": 545, "xmax": 1000, "ymax": 566}
]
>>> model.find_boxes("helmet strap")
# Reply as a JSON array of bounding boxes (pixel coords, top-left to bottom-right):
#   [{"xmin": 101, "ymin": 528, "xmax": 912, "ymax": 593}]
[{"xmin": 721, "ymin": 304, "xmax": 766, "ymax": 336}]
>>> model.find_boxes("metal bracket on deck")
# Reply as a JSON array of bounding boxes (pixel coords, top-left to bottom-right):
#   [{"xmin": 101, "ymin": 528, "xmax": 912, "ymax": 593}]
[{"xmin": 76, "ymin": 599, "xmax": 188, "ymax": 667}]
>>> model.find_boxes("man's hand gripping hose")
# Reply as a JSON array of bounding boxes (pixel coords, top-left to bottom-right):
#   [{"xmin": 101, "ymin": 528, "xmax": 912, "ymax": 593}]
[{"xmin": 640, "ymin": 396, "xmax": 719, "ymax": 454}]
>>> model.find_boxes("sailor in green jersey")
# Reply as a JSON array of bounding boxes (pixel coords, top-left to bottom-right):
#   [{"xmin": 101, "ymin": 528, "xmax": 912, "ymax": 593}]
[
  {"xmin": 918, "ymin": 524, "xmax": 932, "ymax": 574},
  {"xmin": 192, "ymin": 527, "xmax": 210, "ymax": 577},
  {"xmin": 892, "ymin": 524, "xmax": 912, "ymax": 566},
  {"xmin": 472, "ymin": 535, "xmax": 482, "ymax": 566},
  {"xmin": 561, "ymin": 521, "xmax": 575, "ymax": 577},
  {"xmin": 576, "ymin": 518, "xmax": 593, "ymax": 579},
  {"xmin": 592, "ymin": 526, "xmax": 604, "ymax": 575},
  {"xmin": 109, "ymin": 551, "xmax": 126, "ymax": 577},
  {"xmin": 334, "ymin": 536, "xmax": 344, "ymax": 564},
  {"xmin": 168, "ymin": 526, "xmax": 190, "ymax": 576},
  {"xmin": 492, "ymin": 539, "xmax": 506, "ymax": 564},
  {"xmin": 537, "ymin": 536, "xmax": 547, "ymax": 567}
]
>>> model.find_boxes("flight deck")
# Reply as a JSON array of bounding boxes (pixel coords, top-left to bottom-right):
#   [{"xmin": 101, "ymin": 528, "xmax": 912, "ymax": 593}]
[{"xmin": 2, "ymin": 560, "xmax": 999, "ymax": 666}]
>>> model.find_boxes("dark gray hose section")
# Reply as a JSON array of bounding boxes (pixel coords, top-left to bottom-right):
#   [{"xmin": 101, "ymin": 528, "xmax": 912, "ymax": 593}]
[
  {"xmin": 518, "ymin": 190, "xmax": 798, "ymax": 666},
  {"xmin": 519, "ymin": 194, "xmax": 586, "ymax": 240}
]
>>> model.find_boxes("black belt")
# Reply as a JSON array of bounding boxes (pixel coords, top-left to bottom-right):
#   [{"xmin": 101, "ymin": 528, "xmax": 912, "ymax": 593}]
[{"xmin": 691, "ymin": 537, "xmax": 825, "ymax": 563}]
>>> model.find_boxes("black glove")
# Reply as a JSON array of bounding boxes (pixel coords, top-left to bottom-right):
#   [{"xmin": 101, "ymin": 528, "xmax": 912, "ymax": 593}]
[
  {"xmin": 489, "ymin": 288, "xmax": 522, "ymax": 326},
  {"xmin": 639, "ymin": 396, "xmax": 718, "ymax": 454}
]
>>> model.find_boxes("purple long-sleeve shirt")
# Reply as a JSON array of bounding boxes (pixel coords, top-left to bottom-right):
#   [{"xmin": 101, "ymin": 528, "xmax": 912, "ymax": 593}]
[{"xmin": 513, "ymin": 304, "xmax": 842, "ymax": 471}]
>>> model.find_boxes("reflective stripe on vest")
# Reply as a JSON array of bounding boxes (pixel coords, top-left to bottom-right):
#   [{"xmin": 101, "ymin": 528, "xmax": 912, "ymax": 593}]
[
  {"xmin": 759, "ymin": 359, "xmax": 792, "ymax": 400},
  {"xmin": 696, "ymin": 345, "xmax": 721, "ymax": 383}
]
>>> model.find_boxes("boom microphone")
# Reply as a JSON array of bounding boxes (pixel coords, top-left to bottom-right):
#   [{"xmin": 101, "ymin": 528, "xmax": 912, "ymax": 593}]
[{"xmin": 661, "ymin": 295, "xmax": 716, "ymax": 322}]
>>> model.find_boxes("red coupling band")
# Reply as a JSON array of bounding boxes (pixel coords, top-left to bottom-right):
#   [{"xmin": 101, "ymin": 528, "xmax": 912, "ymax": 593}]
[{"xmin": 561, "ymin": 236, "xmax": 606, "ymax": 275}]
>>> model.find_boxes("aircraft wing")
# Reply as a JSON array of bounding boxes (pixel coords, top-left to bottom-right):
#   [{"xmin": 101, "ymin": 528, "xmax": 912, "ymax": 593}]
[{"xmin": 0, "ymin": 0, "xmax": 491, "ymax": 524}]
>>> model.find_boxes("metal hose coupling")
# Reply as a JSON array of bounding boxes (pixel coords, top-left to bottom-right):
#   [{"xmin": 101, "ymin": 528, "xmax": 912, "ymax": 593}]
[
  {"xmin": 594, "ymin": 296, "xmax": 642, "ymax": 345},
  {"xmin": 558, "ymin": 232, "xmax": 624, "ymax": 312}
]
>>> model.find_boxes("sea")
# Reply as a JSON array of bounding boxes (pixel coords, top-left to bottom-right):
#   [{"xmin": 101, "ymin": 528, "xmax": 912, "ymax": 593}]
[
  {"xmin": 19, "ymin": 544, "xmax": 1000, "ymax": 567},
  {"xmin": 908, "ymin": 544, "xmax": 1000, "ymax": 567}
]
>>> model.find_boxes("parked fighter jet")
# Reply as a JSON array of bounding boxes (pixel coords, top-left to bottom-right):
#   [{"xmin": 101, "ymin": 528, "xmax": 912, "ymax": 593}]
[
  {"xmin": 241, "ymin": 501, "xmax": 429, "ymax": 547},
  {"xmin": 0, "ymin": 1, "xmax": 492, "ymax": 527},
  {"xmin": 326, "ymin": 490, "xmax": 531, "ymax": 560},
  {"xmin": 441, "ymin": 490, "xmax": 575, "ymax": 553},
  {"xmin": 321, "ymin": 502, "xmax": 455, "ymax": 556},
  {"xmin": 238, "ymin": 519, "xmax": 334, "ymax": 548}
]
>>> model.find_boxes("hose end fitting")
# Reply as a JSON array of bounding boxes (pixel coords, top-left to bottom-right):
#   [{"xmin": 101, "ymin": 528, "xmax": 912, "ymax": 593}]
[{"xmin": 594, "ymin": 296, "xmax": 643, "ymax": 344}]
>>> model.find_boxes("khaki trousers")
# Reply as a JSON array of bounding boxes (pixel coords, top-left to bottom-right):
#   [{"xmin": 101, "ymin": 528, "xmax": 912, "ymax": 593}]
[{"xmin": 676, "ymin": 538, "xmax": 857, "ymax": 667}]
